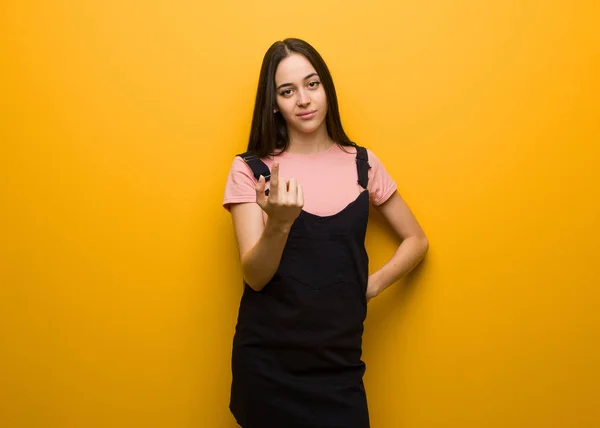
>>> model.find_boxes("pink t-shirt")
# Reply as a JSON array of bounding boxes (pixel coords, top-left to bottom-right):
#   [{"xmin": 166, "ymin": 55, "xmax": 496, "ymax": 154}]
[{"xmin": 222, "ymin": 144, "xmax": 397, "ymax": 217}]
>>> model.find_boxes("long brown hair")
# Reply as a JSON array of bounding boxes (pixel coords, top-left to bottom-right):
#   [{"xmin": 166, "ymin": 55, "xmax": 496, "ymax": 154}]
[{"xmin": 247, "ymin": 38, "xmax": 355, "ymax": 158}]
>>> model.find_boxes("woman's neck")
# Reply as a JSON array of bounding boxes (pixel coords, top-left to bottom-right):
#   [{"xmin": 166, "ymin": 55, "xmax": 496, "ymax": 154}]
[{"xmin": 286, "ymin": 124, "xmax": 334, "ymax": 155}]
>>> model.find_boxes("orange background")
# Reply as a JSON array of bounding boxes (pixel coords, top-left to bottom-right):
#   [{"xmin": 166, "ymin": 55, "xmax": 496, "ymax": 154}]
[{"xmin": 2, "ymin": 1, "xmax": 599, "ymax": 427}]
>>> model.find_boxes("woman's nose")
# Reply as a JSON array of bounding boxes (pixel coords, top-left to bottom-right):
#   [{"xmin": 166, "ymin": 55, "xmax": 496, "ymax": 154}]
[{"xmin": 296, "ymin": 89, "xmax": 311, "ymax": 106}]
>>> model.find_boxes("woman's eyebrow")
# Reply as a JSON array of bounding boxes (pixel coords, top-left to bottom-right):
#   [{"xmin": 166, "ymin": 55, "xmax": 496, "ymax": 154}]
[{"xmin": 276, "ymin": 73, "xmax": 319, "ymax": 91}]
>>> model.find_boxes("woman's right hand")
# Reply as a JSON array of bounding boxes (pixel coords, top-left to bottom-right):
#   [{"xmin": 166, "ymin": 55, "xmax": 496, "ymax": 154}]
[{"xmin": 255, "ymin": 162, "xmax": 304, "ymax": 227}]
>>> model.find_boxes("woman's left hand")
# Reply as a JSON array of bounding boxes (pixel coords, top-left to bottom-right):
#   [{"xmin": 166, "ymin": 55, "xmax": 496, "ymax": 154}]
[{"xmin": 366, "ymin": 274, "xmax": 382, "ymax": 302}]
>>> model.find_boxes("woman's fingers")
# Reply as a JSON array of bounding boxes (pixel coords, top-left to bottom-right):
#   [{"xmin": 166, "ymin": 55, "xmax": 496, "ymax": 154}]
[
  {"xmin": 259, "ymin": 162, "xmax": 303, "ymax": 221},
  {"xmin": 269, "ymin": 163, "xmax": 279, "ymax": 198},
  {"xmin": 297, "ymin": 184, "xmax": 304, "ymax": 208},
  {"xmin": 287, "ymin": 178, "xmax": 297, "ymax": 203}
]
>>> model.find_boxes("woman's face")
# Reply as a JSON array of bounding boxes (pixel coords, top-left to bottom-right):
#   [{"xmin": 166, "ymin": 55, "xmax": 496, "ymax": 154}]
[{"xmin": 274, "ymin": 53, "xmax": 328, "ymax": 135}]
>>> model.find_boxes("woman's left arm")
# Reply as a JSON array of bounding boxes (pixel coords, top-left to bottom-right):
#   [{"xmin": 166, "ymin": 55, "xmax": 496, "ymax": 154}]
[{"xmin": 366, "ymin": 191, "xmax": 429, "ymax": 301}]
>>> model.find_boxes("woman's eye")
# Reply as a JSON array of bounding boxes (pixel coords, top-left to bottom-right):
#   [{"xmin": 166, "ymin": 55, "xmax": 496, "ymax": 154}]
[
  {"xmin": 280, "ymin": 89, "xmax": 293, "ymax": 97},
  {"xmin": 308, "ymin": 81, "xmax": 320, "ymax": 88}
]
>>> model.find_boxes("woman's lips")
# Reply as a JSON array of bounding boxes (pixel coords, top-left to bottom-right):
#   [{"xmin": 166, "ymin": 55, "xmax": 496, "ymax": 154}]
[{"xmin": 297, "ymin": 111, "xmax": 317, "ymax": 120}]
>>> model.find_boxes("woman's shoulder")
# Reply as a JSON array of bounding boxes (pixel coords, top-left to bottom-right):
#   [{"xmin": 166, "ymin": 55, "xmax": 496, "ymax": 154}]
[
  {"xmin": 228, "ymin": 152, "xmax": 253, "ymax": 173},
  {"xmin": 336, "ymin": 143, "xmax": 382, "ymax": 163},
  {"xmin": 228, "ymin": 151, "xmax": 274, "ymax": 182}
]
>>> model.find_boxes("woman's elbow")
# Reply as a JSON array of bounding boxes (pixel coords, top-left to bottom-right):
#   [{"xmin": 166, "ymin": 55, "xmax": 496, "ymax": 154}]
[
  {"xmin": 242, "ymin": 273, "xmax": 268, "ymax": 292},
  {"xmin": 415, "ymin": 234, "xmax": 429, "ymax": 258}
]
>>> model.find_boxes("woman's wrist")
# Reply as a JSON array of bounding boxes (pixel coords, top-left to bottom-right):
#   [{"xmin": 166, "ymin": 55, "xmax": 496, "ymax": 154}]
[{"xmin": 264, "ymin": 217, "xmax": 293, "ymax": 236}]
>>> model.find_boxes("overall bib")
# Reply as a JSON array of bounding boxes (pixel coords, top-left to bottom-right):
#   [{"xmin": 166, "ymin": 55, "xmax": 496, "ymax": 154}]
[{"xmin": 230, "ymin": 146, "xmax": 372, "ymax": 428}]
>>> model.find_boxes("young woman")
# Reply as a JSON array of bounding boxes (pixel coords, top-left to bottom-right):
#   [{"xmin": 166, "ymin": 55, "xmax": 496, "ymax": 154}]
[{"xmin": 222, "ymin": 38, "xmax": 429, "ymax": 428}]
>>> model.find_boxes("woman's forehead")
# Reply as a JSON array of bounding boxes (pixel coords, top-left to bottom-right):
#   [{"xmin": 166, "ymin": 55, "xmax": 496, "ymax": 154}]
[{"xmin": 275, "ymin": 54, "xmax": 317, "ymax": 84}]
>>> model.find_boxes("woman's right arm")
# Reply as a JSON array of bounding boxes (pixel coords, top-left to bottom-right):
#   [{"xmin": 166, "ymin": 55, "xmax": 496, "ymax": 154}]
[{"xmin": 229, "ymin": 163, "xmax": 303, "ymax": 291}]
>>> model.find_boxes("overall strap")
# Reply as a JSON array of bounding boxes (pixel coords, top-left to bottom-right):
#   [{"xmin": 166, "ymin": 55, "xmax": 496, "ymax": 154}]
[
  {"xmin": 355, "ymin": 146, "xmax": 371, "ymax": 189},
  {"xmin": 237, "ymin": 151, "xmax": 271, "ymax": 195}
]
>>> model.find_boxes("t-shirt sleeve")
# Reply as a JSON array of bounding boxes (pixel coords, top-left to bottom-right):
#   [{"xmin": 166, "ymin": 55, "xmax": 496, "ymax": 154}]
[
  {"xmin": 367, "ymin": 149, "xmax": 397, "ymax": 206},
  {"xmin": 222, "ymin": 156, "xmax": 258, "ymax": 211}
]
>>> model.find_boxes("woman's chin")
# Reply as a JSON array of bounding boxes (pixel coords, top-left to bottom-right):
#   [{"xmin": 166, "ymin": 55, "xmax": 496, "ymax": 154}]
[{"xmin": 291, "ymin": 120, "xmax": 326, "ymax": 135}]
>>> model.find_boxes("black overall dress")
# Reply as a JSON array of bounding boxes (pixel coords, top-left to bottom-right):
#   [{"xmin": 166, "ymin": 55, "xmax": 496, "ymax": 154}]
[{"xmin": 230, "ymin": 146, "xmax": 372, "ymax": 428}]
